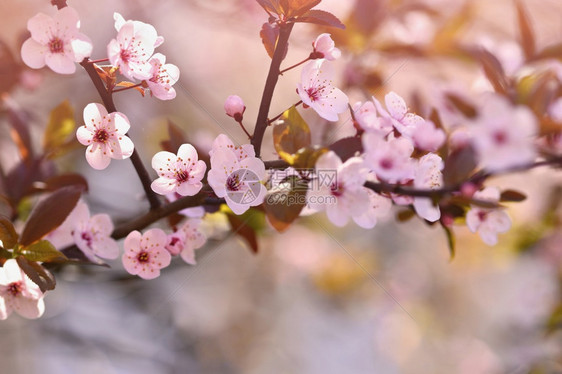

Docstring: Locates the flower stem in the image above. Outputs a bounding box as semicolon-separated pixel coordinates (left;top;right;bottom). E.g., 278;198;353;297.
88;58;110;64
112;82;144;93
279;57;310;75
251;22;295;158
237;120;253;140
79;58;161;210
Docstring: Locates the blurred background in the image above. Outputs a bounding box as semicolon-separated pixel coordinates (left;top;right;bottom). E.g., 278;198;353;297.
1;0;562;373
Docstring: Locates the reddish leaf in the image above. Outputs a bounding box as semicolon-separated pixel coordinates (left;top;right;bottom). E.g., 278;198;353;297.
264;176;308;232
256;0;282;15
500;189;527;202
260;22;279;59
534;43;562;60
5;158;44;204
281;0;321;17
515;0;535;60
0;40;21;94
6;105;33;163
115;81;145;96
15;256;56;292
297;9;345;29
33;174;89;193
443;145;477;186
469;48;510;95
444;93;477;118
329;137;363;162
273;106;311;161
396;209;415;222
226;214;259;254
20;240;68;263
166;120;188;153
20;186;82;246
0;216;18;249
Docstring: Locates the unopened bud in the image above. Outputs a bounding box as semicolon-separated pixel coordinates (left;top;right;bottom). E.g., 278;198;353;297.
224;95;245;122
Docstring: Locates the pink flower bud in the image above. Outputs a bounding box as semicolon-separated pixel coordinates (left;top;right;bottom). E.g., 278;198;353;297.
224;95;245;121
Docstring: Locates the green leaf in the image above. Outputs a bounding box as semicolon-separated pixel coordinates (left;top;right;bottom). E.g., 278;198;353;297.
20;240;68;263
15;256;56;292
0;215;18;249
264;176;308;232
43;100;76;156
20;186;82;246
273;106;311;163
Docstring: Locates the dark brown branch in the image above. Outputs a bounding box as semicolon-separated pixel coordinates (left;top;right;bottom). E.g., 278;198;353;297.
251;23;295;158
79;59;161;210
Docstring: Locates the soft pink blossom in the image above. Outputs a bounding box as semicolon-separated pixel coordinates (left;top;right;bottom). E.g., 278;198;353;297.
362;132;414;183
312;33;341;61
297;59;349;121
0;259;45;320
122;229;171;280
47;201;119;261
146;53;179;100
352;188;392;229
207;147;266;215
413;154;444;222
466;187;511;246
373;92;425;138
76;103;134;170
412;120;446;152
209;134;255;162
165;219;206;264
470;95;537;172
352;101;393;135
107;13;162;80
308;151;370;227
151;144;206;196
21;7;93;74
224;95;246;121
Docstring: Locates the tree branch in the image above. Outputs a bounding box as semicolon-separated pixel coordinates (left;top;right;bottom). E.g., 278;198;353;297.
251;23;295;157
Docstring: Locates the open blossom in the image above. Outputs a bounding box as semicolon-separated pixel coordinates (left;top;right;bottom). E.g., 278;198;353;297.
297;59;348;121
413;154;444;222
224;95;246;121
308;151;371;227
362;132;414;183
208;145;266;215
209;134;255;162
412;120;446;152
21;7;93;74
76;103;134;170
151;144;206;196
0;260;45;320
352;186;392;229
146;53;179;100
470;94;537;172
47;201;119;261
122;229;171;280
107;13;163;80
312;33;341;61
165;219;206;264
466;187;511;246
352;101;393;135
374;92;425;138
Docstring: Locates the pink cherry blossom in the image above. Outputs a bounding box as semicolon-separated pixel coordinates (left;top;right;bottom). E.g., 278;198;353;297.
312;33;341;61
207;148;266;215
0;259;45;320
352;188;392;229
308;151;371;227
362;132;414;183
413;154;444;222
165;219;206;264
373;92;425;138
470;94;537;172
151;144;206;196
21;7;93;74
412;120;446;152
297;59;349;122
209;134;255;162
352;101;393;135
146;53;179;100
76;103;134;170
122;229;171;280
224;95;246;121
107;13;162;80
466;187;511;246
47;201;119;261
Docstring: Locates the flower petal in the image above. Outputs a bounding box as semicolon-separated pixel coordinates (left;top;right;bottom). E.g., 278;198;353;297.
21;39;47;69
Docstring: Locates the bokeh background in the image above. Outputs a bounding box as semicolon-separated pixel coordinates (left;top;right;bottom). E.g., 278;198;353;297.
1;0;562;373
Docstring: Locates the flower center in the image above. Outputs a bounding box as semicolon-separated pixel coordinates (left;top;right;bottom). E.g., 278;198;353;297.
137;251;150;263
120;49;131;63
93;129;109;143
226;174;242;192
477;211;488;221
7;282;22;296
48;37;64;54
169;237;181;246
175;170;189;183
81;232;93;248
493;130;508;145
379;158;394;170
330;182;344;197
305;85;326;102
